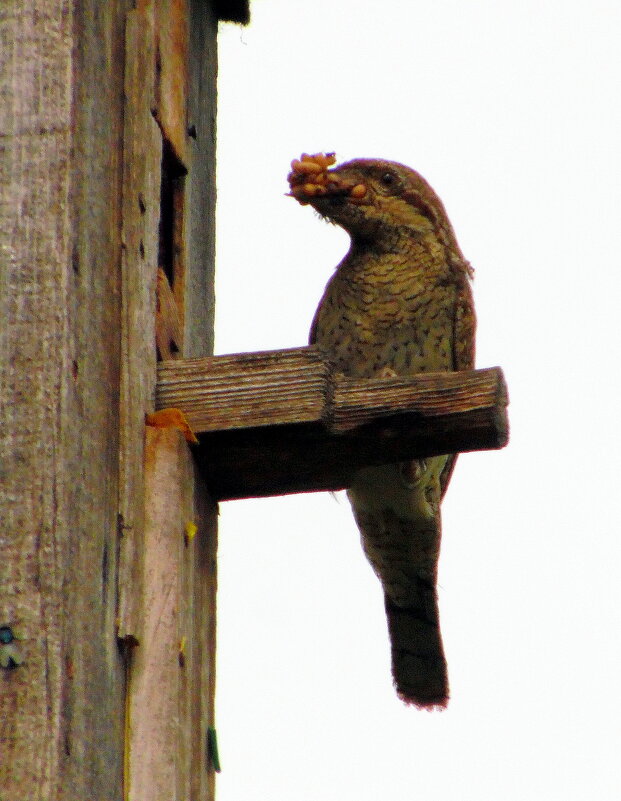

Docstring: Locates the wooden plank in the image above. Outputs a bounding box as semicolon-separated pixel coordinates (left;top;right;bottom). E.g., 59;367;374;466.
121;6;219;798
152;0;189;165
0;1;131;798
0;5;74;790
188;441;219;801
127;427;217;800
134;0;190;160
118;9;163;644
156;267;183;360
157;347;331;429
156;347;509;500
126;429;182;797
184;0;218;357
332;368;508;433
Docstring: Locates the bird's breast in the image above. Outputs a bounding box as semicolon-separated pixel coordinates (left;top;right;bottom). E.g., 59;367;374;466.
313;251;456;378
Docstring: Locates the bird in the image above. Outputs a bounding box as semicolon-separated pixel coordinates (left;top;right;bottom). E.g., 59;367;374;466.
288;154;476;709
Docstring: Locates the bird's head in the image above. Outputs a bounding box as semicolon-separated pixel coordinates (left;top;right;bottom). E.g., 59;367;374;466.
288;154;461;255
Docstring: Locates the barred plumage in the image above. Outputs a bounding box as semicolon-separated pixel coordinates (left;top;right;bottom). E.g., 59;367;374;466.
291;156;475;708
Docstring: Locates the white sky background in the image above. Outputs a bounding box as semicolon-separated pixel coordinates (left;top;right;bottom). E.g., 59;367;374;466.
214;2;621;798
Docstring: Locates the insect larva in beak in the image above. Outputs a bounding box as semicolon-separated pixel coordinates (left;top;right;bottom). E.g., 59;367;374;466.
315;152;337;168
296;161;323;174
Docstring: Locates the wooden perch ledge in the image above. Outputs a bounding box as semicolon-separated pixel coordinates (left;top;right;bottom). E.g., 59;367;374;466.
156;346;509;501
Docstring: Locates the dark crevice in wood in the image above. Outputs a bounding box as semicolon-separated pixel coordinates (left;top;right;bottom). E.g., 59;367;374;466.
158;140;186;289
156;141;186;360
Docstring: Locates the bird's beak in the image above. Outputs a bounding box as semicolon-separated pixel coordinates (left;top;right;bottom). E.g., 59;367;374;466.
287;153;367;206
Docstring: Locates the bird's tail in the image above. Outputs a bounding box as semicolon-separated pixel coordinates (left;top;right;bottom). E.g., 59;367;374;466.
384;586;448;709
348;458;451;709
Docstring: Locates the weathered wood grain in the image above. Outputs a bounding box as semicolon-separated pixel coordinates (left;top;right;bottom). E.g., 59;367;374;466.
0;1;132;797
156;347;509;500
142;0;190;165
127;428;217;801
119;7;220;800
156;267;183;360
332;368;507;433
118;10;162;645
185;0;218;357
157;347;332;429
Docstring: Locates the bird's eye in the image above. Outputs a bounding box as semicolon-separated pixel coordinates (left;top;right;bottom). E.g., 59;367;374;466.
378;172;399;192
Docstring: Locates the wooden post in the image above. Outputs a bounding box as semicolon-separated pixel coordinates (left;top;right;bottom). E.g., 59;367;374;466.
126;428;217;800
0;1;243;798
118;2;224;798
0;3;130;797
117;8;163;648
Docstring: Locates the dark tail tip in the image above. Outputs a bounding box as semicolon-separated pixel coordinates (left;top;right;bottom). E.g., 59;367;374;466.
385;594;449;710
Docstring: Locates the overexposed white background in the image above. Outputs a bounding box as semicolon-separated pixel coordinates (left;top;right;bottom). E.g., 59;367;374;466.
214;2;621;798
